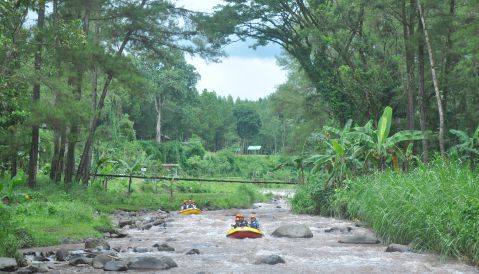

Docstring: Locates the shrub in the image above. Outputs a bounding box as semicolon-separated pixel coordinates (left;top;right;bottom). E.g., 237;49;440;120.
335;160;479;265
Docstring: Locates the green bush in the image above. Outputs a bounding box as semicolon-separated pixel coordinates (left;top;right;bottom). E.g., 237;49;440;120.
335;160;479;264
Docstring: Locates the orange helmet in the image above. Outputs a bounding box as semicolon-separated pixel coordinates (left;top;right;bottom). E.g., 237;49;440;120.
250;215;256;220
235;213;244;218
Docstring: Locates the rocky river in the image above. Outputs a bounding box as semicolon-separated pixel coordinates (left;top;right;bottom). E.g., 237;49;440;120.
9;190;478;273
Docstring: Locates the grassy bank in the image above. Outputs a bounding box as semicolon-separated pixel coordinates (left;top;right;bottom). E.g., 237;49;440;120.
294;161;479;264
0;175;271;257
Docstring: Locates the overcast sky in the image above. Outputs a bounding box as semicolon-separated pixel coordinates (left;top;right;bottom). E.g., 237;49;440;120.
177;0;287;100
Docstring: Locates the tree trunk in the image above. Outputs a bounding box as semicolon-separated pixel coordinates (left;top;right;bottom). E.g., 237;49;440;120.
155;95;162;143
77;7;99;185
49;129;61;181
11;155;17;178
442;0;455;134
402;0;415;130
27;0;45;188
77;0;147;184
54;127;66;182
417;0;446;154
417;18;429;162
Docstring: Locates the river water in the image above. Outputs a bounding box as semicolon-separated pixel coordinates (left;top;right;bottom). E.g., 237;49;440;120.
30;190;478;273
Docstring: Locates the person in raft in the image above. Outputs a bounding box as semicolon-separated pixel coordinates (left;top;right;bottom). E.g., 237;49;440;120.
249;215;260;229
232;213;248;228
181;200;188;210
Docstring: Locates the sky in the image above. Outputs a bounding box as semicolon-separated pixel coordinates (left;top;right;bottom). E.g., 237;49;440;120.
177;0;287;100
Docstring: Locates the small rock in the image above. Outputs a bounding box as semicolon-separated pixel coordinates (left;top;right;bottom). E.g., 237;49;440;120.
141;224;153;230
133;247;150;253
385;244;411;253
338;234;380;244
254;255;285;265
92;254;114;269
0;257;18;271
104;261;128;271
55;248;69;261
118;220;133;228
276;206;282;208
143;217;152;222
153;243;175;252
33;253;49;262
128;256;177;270
185;249;200;255
85;238;110;250
25;263;49;273
68;256;92;266
16;268;33;274
324;226;353;233
153;219;165;226
271;224;313;238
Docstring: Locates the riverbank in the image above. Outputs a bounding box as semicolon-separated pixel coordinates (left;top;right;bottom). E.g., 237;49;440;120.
292;161;479;266
8;191;478;273
0;177;274;258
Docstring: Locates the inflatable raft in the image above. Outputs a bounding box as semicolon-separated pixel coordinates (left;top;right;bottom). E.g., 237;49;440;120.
178;208;202;215
226;227;264;239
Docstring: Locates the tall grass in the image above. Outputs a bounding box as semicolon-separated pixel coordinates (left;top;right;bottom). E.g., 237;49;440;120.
335;160;479;264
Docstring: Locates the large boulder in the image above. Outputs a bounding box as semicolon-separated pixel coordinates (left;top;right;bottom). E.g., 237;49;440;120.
128;256;177;270
85;238;110;250
55;248;69;261
0;257;18;272
104;261;129;271
254;255;285;265
68;256;92;266
338;233;380;244
271;224;313;238
92;254;114;269
118;219;133;228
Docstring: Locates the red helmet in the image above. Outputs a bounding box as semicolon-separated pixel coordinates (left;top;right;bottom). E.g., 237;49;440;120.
250;215;256;220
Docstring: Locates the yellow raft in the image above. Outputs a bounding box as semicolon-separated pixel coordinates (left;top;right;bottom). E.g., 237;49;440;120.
178;208;202;215
226;227;264;239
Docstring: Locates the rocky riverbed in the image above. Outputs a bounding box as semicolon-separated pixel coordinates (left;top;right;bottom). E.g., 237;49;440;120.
4;190;478;273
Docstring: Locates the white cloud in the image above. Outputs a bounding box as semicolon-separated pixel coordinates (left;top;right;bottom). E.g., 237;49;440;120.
188;56;287;100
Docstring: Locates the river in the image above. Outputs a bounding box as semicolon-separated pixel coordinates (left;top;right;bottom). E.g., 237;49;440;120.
24;190;478;273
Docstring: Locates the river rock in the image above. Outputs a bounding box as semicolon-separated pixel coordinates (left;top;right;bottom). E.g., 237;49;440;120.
128;256;177;270
24;263;49;273
103;261;128;271
68;256;92;266
55;248;69;261
271;224;313;238
338;233;380;244
324;226;353;233
0;257;17;271
133;247;150;253
153;219;165;226
141;223;153;230
118;219;133;228
85;238;110;250
153;243;175;252
92;255;114;269
386;244;412;253
185;249;200;255
254;255;286;265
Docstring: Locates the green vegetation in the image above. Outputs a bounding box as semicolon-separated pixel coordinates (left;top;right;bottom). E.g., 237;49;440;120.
335;161;479;265
0;173;273;257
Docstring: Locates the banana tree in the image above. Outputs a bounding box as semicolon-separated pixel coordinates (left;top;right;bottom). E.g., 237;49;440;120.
118;150;151;195
309;120;365;188
449;126;479;169
358;106;429;170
